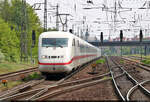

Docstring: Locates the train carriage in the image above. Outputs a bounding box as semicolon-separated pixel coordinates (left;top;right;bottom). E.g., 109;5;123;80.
38;31;101;74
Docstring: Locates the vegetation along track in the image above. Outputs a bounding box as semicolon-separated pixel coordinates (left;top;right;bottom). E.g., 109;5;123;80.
122;56;150;72
125;56;146;61
106;56;150;101
117;56;150;83
0;57;102;101
0;67;38;80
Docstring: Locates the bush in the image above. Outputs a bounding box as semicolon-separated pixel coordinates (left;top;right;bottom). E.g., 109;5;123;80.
120;60;124;64
96;59;105;64
22;72;42;81
141;59;150;65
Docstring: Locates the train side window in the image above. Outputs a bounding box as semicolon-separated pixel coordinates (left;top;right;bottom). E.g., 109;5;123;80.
72;39;75;46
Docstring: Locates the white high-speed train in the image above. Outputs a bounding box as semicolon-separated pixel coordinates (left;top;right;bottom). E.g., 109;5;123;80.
38;31;101;74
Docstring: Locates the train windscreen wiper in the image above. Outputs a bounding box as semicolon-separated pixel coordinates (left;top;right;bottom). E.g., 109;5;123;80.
51;42;63;48
56;44;63;48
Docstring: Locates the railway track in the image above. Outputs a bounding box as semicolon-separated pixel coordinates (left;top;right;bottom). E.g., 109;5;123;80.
122;57;150;71
0;58;104;101
117;57;150;82
126;56;146;60
0;67;38;80
0;79;45;99
106;56;150;101
0;66;84;101
31;72;112;101
127;80;150;101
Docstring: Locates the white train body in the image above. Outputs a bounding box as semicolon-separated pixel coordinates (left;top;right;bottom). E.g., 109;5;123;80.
38;31;101;73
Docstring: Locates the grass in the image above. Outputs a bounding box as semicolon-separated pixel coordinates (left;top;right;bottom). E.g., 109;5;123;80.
102;76;112;80
0;72;42;92
120;60;124;64
96;59;106;64
22;72;42;81
0;81;22;91
141;59;150;65
129;54;150;59
0;61;37;74
126;54;150;65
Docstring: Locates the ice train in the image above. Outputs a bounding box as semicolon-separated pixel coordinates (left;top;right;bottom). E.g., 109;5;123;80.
38;31;101;74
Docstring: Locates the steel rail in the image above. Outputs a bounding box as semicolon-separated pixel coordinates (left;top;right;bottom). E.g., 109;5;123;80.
33;71;125;101
126;56;147;61
111;58;139;84
112;57;150;101
113;58;150;96
34;77;112;101
25;65;89;100
26;57;102;100
0;88;45;100
0;57;101;101
106;57;126;101
0;79;45;100
122;57;150;71
0;67;38;80
26;72;111;100
126;80;150;101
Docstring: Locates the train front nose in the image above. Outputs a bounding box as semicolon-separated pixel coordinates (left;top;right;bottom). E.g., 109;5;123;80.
38;37;70;73
38;55;71;73
38;48;71;73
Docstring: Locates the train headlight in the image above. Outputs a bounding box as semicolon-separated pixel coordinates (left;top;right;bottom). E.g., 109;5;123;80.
41;55;47;59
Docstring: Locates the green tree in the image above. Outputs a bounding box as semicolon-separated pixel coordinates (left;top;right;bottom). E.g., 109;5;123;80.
0;0;11;22
0;17;20;62
0;0;57;63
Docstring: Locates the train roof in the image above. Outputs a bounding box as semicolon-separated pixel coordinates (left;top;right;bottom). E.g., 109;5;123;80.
39;31;74;38
39;31;100;50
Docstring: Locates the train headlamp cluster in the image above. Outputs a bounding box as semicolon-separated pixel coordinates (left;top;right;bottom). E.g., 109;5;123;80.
41;55;47;59
41;55;64;59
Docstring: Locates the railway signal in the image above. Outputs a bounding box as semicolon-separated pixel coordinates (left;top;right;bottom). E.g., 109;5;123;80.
120;30;123;57
120;30;123;42
139;30;143;42
31;30;36;64
32;30;36;47
139;30;143;61
100;32;103;43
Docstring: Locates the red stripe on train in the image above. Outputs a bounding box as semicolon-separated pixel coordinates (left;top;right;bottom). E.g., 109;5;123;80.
38;54;97;65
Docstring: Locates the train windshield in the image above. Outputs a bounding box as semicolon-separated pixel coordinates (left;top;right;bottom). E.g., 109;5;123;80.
42;38;68;47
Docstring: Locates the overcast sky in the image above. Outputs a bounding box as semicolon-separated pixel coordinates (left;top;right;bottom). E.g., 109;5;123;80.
26;0;150;40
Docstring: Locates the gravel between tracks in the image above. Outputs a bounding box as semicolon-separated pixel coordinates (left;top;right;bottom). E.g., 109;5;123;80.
112;56;150;101
50;80;117;101
48;61;119;101
66;62;108;82
121;57;150;82
143;82;150;91
130;89;150;101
